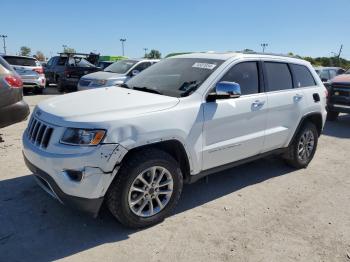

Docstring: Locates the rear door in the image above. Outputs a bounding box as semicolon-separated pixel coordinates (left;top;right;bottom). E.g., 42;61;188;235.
202;60;268;170
262;61;307;152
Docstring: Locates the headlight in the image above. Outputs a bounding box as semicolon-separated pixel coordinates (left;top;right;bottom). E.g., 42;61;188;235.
60;128;106;146
92;79;107;86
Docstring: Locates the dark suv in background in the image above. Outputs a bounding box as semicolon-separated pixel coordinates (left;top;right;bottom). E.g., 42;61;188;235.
326;69;350;121
0;56;29;128
44;53;101;92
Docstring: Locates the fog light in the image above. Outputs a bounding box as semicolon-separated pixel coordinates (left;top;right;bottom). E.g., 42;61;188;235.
65;170;83;182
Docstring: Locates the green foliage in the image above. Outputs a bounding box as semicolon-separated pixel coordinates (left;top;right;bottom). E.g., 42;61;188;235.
19;46;31;56
145;49;161;59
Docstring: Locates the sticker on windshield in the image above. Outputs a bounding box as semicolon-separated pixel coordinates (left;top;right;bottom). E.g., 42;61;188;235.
192;63;217;70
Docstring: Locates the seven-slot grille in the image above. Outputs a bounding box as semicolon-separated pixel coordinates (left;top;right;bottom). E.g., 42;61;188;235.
27;117;54;149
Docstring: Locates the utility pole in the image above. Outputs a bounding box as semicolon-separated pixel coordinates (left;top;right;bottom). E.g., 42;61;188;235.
261;43;268;53
337;44;343;66
120;38;126;56
143;48;148;58
0;35;8;54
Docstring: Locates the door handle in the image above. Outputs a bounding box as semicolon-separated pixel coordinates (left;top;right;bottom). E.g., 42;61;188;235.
294;94;304;102
252;100;265;109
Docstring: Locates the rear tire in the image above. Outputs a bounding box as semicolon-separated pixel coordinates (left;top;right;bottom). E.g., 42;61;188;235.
284;122;318;169
106;148;183;228
327;111;339;121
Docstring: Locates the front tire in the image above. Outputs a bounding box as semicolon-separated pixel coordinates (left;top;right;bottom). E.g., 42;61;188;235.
106;148;183;228
56;77;65;93
284;122;318;169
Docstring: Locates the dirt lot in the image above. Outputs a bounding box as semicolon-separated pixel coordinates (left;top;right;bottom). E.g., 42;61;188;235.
1;90;350;262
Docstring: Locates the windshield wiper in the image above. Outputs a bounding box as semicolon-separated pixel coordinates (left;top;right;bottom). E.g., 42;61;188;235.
133;86;162;95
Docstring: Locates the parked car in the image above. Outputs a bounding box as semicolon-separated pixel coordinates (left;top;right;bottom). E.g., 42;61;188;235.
0;56;30;128
326;69;350;121
314;66;345;83
2;55;46;94
97;61;114;70
44;53;101;92
23;52;327;228
77;59;159;91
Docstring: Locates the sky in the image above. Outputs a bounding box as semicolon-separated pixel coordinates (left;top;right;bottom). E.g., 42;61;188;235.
1;0;349;59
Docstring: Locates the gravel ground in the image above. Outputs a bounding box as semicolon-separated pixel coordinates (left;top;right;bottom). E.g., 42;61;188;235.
0;89;350;262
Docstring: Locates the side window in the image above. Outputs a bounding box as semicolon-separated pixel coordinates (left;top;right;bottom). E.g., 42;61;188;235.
290;64;316;88
134;62;151;72
57;57;67;66
264;62;293;92
220;62;259;95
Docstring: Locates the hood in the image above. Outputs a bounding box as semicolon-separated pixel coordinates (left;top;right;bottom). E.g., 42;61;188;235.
82;71;126;80
331;74;350;84
36;87;180;126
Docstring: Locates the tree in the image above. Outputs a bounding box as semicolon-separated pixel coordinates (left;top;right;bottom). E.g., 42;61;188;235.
19;46;31;56
63;47;76;53
146;49;161;59
35;51;45;61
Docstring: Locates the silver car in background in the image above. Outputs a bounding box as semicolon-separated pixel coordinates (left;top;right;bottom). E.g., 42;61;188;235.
77;59;159;91
2;55;46;94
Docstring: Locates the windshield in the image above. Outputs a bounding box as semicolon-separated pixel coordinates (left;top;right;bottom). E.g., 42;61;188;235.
125;58;224;97
104;60;138;74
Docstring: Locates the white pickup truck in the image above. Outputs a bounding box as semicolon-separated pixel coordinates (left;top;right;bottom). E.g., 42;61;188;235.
23;52;327;228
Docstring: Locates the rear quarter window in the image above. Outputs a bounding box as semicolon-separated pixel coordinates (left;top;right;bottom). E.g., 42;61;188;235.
290;64;316;88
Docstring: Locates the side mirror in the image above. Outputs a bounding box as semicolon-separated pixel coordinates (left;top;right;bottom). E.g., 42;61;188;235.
207;81;241;101
131;70;140;76
321;78;328;82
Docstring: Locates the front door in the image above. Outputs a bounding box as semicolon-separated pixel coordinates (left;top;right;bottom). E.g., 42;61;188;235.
202;61;268;170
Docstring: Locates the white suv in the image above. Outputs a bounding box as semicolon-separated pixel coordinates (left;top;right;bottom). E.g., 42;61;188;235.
23;52;327;228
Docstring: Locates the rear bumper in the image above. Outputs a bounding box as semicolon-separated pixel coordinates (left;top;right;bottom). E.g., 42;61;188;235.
24;154;104;216
23;76;46;89
0;100;30;128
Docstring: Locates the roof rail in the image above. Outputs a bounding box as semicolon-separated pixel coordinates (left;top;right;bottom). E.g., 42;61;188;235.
240;51;301;59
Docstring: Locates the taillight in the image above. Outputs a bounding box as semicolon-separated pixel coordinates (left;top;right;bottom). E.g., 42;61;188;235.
33;67;44;74
324;89;329;98
4;75;23;88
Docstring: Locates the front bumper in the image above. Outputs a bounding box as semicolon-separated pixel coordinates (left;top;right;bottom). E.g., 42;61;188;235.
327;103;350;114
24;155;104;216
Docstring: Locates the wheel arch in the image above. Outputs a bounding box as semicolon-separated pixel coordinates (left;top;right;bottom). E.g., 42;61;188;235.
289;112;323;146
117;139;192;184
